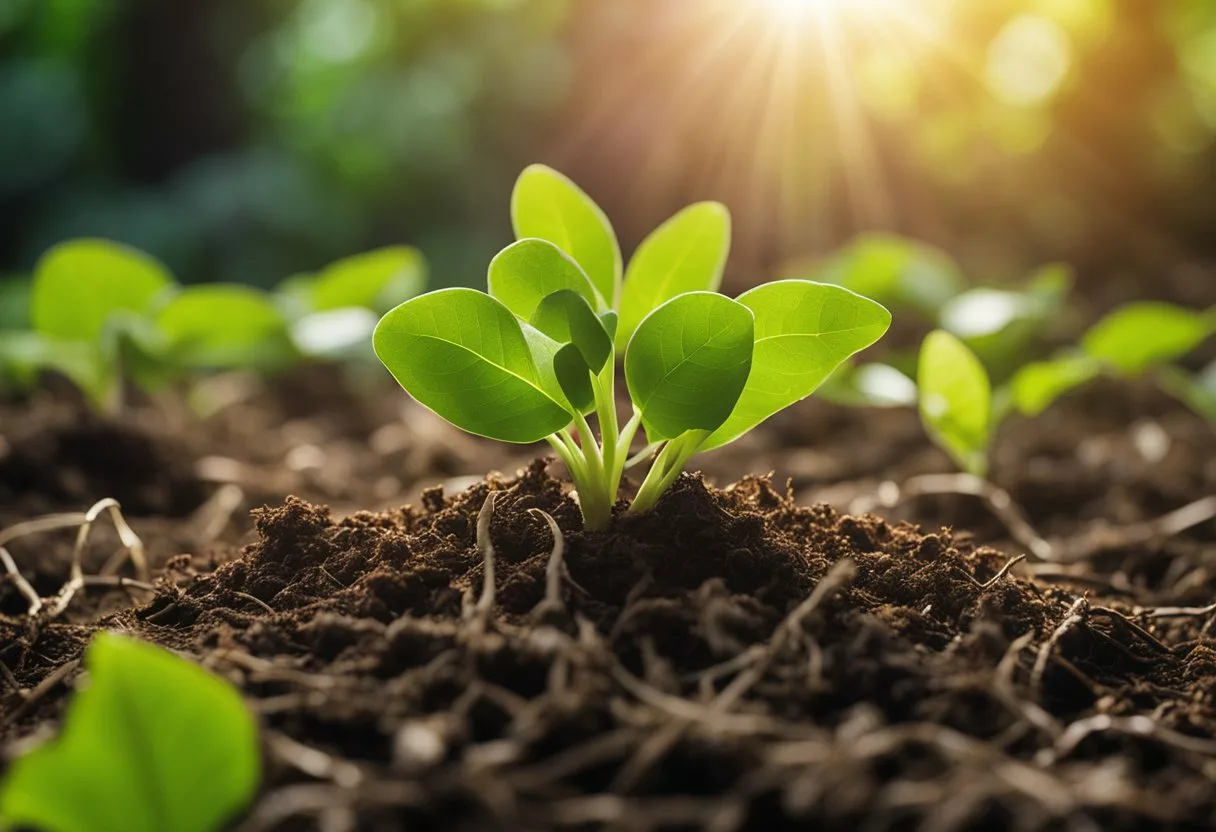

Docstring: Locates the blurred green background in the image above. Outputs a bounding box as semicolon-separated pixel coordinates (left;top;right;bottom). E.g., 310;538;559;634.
1;0;1214;304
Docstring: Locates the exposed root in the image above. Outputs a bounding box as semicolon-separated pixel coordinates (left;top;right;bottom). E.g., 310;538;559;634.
1031;597;1087;698
1062;495;1216;561
267;730;364;788
188;483;245;544
1138;600;1216;619
528;508;567;620
850;473;1055;561
0;545;42;615
46;498;147;618
1043;713;1216;765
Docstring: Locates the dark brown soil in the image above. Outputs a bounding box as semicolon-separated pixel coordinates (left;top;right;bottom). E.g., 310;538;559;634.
3;457;1216;831
2;363;1215;831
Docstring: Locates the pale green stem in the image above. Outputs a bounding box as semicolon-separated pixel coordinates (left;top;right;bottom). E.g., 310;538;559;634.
629;430;706;515
610;408;644;502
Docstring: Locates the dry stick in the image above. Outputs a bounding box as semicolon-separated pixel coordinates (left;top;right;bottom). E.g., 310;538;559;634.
0;544;42;616
993;632;1062;742
1030;597;1088;698
1139;601;1216;619
472;492;497;622
528;508;566;614
233;591;276;615
46;498;147;618
0;659;80;729
852;473;1054;561
960;553;1026;591
610;560;856;793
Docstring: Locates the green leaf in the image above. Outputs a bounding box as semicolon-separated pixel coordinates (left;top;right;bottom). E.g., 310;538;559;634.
530;289;612;372
374;288;573;443
31;239;174;342
600;310;619;341
487;239;601;320
918;330;992;477
310;247;427;313
625;292;754;442
551;342;595;413
1010;353;1104;416
819;362;917;408
0;275;30;331
811;234;963;319
700;281;892;451
1081;302;1216;376
511;165;621;308
0;632;260;832
156;284;290;369
1158;362;1216;424
615;202;731;351
0;332;110;407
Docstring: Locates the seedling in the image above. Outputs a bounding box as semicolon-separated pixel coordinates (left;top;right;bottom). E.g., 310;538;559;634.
0;632;260;832
1011;301;1216;420
918;330;993;478
1;238;428;409
375;165;892;529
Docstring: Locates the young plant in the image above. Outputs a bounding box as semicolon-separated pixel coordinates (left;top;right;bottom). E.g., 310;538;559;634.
918;329;994;477
0;632;260;832
375;165;892;529
1010;301;1216;420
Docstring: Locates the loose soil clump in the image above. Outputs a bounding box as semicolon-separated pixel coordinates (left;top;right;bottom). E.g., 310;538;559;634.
4;460;1215;831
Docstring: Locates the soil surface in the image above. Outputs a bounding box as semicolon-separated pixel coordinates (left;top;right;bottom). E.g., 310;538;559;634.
1;365;1215;831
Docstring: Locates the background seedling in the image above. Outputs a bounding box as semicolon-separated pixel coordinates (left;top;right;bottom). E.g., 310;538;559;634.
376;165;891;529
1011;301;1216;421
0;632;260;832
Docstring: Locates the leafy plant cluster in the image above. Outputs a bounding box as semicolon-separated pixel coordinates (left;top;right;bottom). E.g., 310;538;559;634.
918;301;1216;478
0;241;427;412
374;165;892;529
0;633;260;832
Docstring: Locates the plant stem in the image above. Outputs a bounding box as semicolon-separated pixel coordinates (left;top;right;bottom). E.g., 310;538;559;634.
629;430;706;515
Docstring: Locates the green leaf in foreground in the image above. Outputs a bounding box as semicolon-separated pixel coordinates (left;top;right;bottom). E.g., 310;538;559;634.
374;288;573;442
615;202;731;351
625;292;754;442
511;164;622;308
310;246;427;313
488;238;601;320
31;239;174;342
701;280;892;451
918;330;992;477
1010;353;1104;416
1082;302;1216;376
157;284;289;369
0;632;260;832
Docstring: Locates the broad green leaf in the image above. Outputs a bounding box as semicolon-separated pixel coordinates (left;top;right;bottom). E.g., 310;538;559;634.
0;332;110;407
156;284;289;369
0;632;260;832
918;330;991;476
810;234;963;319
518;320;587;416
625;292;754;442
511;165;621;307
31;239;174;341
1158;362;1216;424
530;289;612;372
1010;353;1104;416
310;247;426;313
487;239;601;320
1081;302;1216;376
374;288;573;443
615;202;731;351
700;281;892;451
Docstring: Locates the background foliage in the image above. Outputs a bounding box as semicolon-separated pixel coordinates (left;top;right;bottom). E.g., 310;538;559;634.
1;0;1214;304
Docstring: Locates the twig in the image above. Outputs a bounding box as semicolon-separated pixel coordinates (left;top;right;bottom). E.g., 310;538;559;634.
1031;598;1087;697
1062;496;1216;561
993;632;1062;741
46;499;147;618
0;545;42;616
465;492;497;627
960;553;1026;590
1138;601;1216;619
528;508;566;616
267;730;364;788
1044;713;1216;765
233;591;276;615
851;473;1054;561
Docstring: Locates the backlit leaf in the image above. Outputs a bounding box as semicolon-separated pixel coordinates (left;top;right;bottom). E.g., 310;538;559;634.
918;330;991;476
156;284;290;369
1082;302;1216;376
625;292;754;442
511;165;621;307
1010;353;1104;416
701;281;891;450
374;288;573;443
530;289;612;372
488;239;601;320
310;247;426;313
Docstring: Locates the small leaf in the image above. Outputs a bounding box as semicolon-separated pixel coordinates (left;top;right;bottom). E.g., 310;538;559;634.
1081;302;1216;376
31;239;174;342
625;292;754;442
599;310;619;341
551;342;595;413
156;284;290;369
530;289;612;372
1010;353;1104;416
511;165;621;307
0;332;110;408
918;330;992;477
0;632;260;832
1158;363;1216;424
310;247;427;313
615;202;731;351
374;288;573;443
488;239;601;320
701;281;892;450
